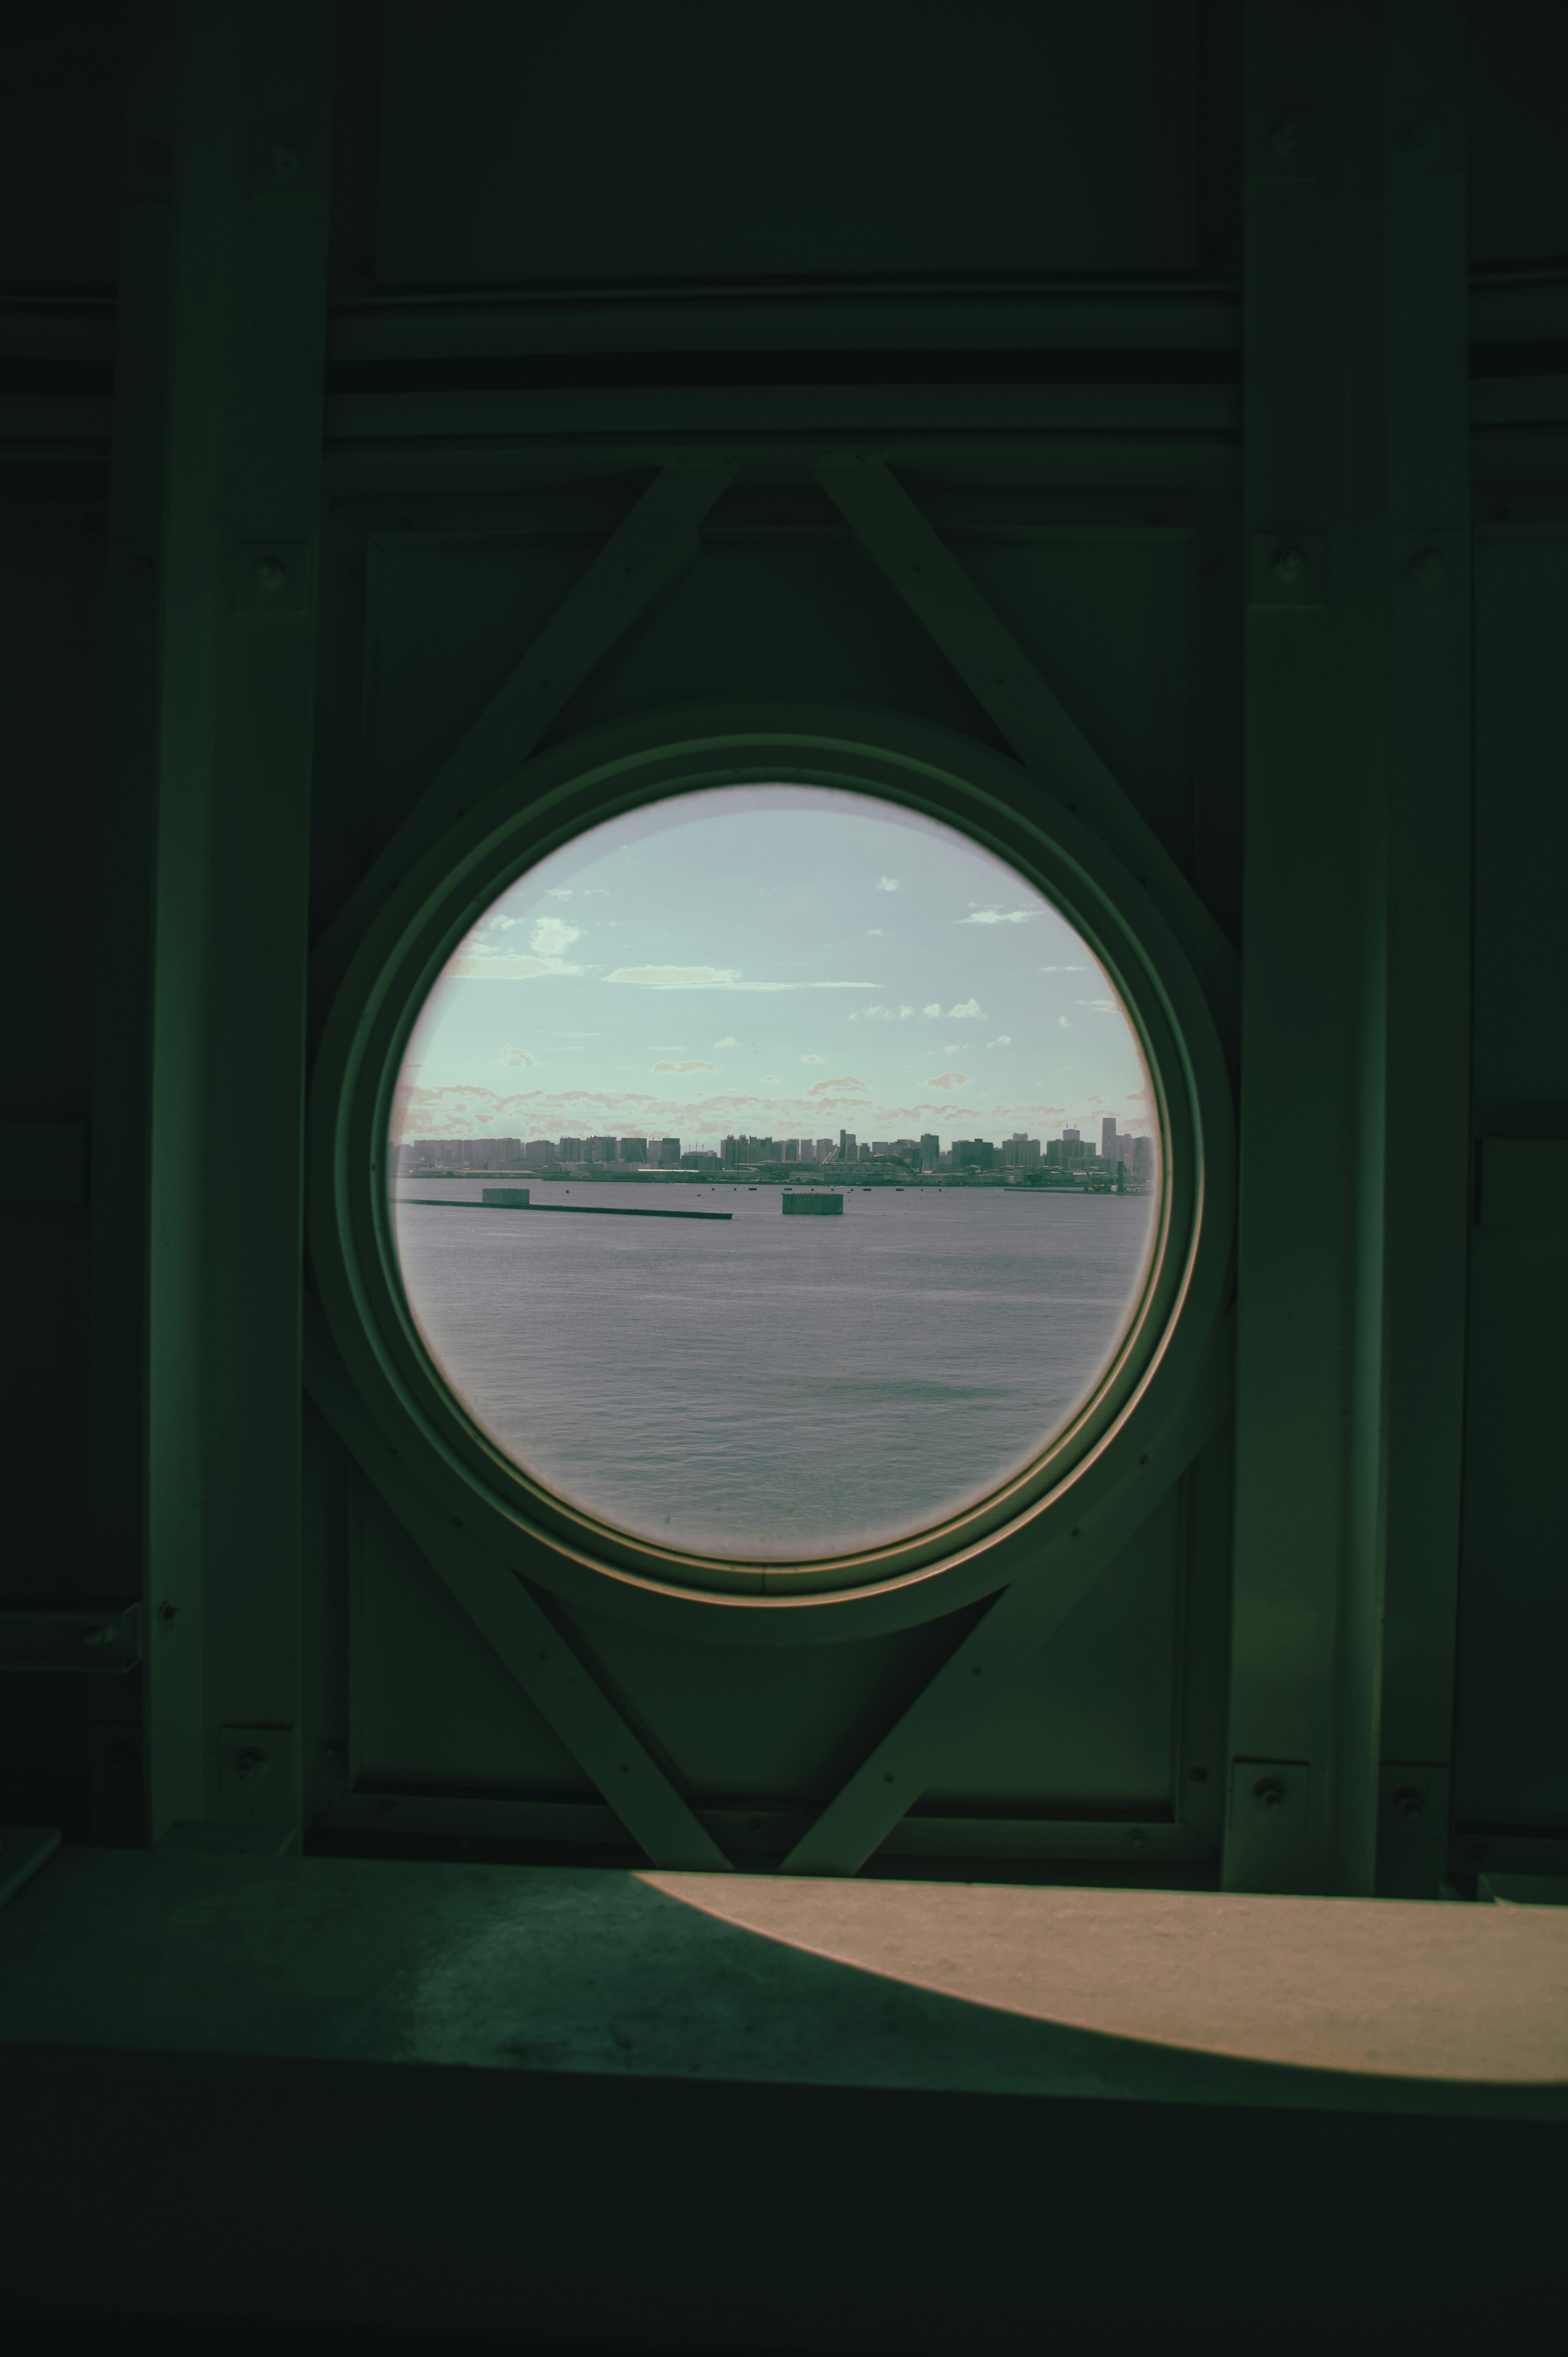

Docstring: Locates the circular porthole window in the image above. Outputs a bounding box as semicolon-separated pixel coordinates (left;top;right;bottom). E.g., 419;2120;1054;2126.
309;710;1230;1634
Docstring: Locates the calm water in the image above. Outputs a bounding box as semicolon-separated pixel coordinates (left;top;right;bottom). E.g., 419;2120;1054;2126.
392;1180;1156;1561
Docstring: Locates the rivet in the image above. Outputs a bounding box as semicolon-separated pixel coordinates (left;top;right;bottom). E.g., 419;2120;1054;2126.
1407;545;1445;586
1128;1826;1145;1846
883;1772;894;1784
253;556;285;593
1253;1777;1286;1812
234;1747;270;1784
1189;1765;1207;1784
1272;544;1306;583
1392;1786;1425;1821
158;1601;178;1625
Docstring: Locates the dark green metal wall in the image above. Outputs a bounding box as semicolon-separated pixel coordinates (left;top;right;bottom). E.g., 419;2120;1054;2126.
1;0;1564;1899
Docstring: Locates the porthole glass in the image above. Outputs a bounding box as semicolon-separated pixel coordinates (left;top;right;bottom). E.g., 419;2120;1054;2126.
387;785;1163;1561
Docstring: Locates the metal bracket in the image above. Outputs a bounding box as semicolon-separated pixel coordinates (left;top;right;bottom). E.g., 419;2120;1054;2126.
217;1725;297;1821
1395;530;1463;611
1226;1753;1311;1895
232;542;310;614
1250;533;1327;609
1247;107;1323;183
0;1603;141;1674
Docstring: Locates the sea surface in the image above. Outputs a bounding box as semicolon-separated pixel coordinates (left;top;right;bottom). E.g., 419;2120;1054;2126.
391;1178;1157;1561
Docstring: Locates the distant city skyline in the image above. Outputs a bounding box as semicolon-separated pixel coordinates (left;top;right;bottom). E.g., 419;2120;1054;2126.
392;785;1156;1157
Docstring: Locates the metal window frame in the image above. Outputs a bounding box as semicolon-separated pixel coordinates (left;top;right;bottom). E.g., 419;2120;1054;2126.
305;703;1235;1653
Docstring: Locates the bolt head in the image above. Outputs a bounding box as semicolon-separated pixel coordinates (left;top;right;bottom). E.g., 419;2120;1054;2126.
1272;545;1306;583
254;557;285;594
1408;545;1445;586
1253;1777;1287;1812
1392;1787;1425;1821
234;1747;270;1784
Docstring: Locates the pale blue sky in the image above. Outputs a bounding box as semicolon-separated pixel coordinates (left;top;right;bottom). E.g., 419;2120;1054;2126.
393;787;1156;1151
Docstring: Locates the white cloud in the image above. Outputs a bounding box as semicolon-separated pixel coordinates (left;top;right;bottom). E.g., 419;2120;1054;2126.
960;908;1033;926
984;1035;1012;1050
801;1054;825;1065
899;1005;913;1019
713;1036;737;1049
531;915;584;957
443;951;586;980
1058;1015;1070;1030
808;1073;867;1093
1076;997;1118;1015
948;999;984;1019
653;1059;716;1073
546;888;574;900
924;1070;970;1091
922;1003;942;1017
877;876;901;893
499;1045;535;1068
761;1074;778;1082
1041;964;1088;973
604;967;878;992
868;928;883;936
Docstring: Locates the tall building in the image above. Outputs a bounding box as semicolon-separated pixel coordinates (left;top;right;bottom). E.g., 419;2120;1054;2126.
815;1138;834;1164
1002;1133;1040;1169
619;1137;649;1163
838;1130;857;1162
1102;1115;1120;1161
587;1135;617;1163
920;1132;939;1171
558;1136;585;1161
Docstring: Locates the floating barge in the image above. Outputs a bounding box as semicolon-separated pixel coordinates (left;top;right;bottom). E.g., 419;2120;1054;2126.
397;1190;732;1221
782;1192;843;1216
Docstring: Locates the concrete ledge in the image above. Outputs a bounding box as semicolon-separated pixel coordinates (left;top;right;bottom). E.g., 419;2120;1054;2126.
0;1850;1562;2119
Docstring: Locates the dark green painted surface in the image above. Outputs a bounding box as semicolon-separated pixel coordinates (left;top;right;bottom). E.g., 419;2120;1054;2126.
2;0;1568;2331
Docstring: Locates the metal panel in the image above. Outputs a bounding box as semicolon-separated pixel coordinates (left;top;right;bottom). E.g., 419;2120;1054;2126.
303;1307;730;1872
780;1316;1231;1876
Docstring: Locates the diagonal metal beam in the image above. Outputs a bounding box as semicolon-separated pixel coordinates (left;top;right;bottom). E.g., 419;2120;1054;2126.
302;1307;731;1873
779;1316;1234;1878
312;459;736;996
811;459;1240;1034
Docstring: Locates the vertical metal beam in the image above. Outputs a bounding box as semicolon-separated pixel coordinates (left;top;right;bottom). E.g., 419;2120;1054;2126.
1228;0;1471;1897
1374;0;1470;1898
143;1;335;1842
92;0;178;1634
1227;0;1391;1894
